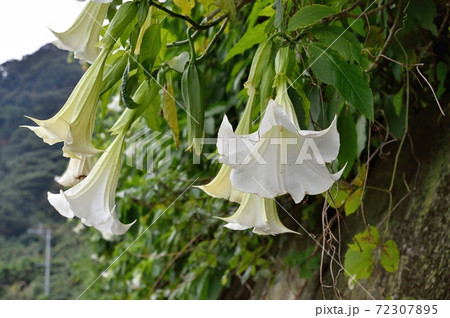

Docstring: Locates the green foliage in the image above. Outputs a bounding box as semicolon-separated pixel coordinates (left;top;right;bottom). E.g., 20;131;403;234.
285;247;320;279
72;0;446;299
287;4;336;31
380;240;400;273
10;0;448;300
344;227;400;281
336;109;358;176
224;19;270;62
311;25;364;65
308;43;374;120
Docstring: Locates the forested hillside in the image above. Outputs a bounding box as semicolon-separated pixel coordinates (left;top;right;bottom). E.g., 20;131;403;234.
0;45;93;299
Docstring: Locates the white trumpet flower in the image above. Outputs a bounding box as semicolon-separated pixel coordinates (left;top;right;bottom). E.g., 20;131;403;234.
47;132;135;235
52;1;111;63
22;47;110;158
219;193;296;235
218;99;344;203
196;87;256;203
55;156;92;187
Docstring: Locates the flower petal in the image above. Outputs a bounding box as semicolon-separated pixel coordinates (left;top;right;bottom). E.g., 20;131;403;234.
195;164;243;203
55;156;92;187
47;133;135;235
218;194;269;231
47;191;74;218
219;194;296;235
252;199;297;235
22;46;110;157
219;99;342;203
51;2;110;63
20;125;66;146
82;207;135;235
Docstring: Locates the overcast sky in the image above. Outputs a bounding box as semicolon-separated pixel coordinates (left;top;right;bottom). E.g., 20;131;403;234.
0;0;86;64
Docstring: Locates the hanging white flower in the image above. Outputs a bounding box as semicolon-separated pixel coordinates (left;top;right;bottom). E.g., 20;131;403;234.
47;132;135;235
55;156;92;187
196;164;244;203
51;1;111;63
218;99;344;204
21;47;110;158
196;85;257;203
219;193;296;235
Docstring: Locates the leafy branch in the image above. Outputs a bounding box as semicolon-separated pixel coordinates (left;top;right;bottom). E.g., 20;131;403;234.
150;0;254;30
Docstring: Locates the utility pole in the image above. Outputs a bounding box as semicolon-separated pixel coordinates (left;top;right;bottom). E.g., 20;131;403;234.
28;223;51;297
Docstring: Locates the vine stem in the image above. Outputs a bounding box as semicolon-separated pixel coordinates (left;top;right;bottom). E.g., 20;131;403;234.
167;30;200;48
149;0;224;30
197;18;229;62
381;37;410;234
367;0;405;71
150;0;255;30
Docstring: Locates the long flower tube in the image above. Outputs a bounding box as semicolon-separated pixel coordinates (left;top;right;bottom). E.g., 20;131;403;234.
51;1;112;63
22;45;112;158
48;131;135;235
55;156;92;187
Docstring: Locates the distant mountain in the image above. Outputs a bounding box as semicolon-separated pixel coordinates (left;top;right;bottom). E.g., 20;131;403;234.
0;44;84;237
0;44;94;299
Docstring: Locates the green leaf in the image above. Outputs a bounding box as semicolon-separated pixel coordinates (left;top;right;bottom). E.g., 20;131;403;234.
163;73;180;148
224;20;270;62
380;240;400;273
143;81;162;131
324;85;344;126
347;6;365;37
145;101;162;131
344;188;363;216
140;24;161;71
208;274;223;299
337;109;357;177
215;0;236;23
349;226;380;251
287;5;336;31
168;52;190;73
173;0;195;16
393;87;403;116
384;93;406;138
137;1;149;26
259;3;275;17
311;25;362;64
352;163;366;187
246;0;274;28
101;50;128;95
292;81;311;127
121;62;140;109
326;182;352;209
103;2;138;45
344;247;374;279
408;0;437;36
273;0;283;29
308;43;374;120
